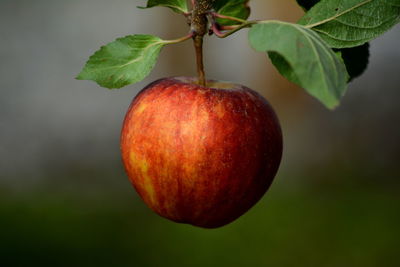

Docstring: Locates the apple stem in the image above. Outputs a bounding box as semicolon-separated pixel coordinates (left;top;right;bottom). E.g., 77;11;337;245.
191;0;214;86
193;35;206;86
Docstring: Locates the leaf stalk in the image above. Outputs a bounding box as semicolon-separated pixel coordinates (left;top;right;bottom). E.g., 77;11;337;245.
164;33;194;44
210;12;247;24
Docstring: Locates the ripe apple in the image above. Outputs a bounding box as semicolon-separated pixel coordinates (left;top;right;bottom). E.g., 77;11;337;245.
120;77;283;228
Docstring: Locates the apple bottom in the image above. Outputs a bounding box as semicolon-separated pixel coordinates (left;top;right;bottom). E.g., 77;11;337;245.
121;77;283;228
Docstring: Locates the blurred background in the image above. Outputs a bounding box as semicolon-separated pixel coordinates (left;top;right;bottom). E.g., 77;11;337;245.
1;0;399;266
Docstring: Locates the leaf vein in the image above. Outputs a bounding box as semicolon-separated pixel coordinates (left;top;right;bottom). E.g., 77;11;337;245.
305;0;373;29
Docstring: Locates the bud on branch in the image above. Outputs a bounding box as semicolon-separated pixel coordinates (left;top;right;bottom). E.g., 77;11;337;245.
191;0;215;36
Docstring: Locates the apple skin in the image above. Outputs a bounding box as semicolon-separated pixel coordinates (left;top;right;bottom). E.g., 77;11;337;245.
120;77;282;228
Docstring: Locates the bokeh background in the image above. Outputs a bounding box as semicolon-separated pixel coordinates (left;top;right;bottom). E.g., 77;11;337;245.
1;0;399;266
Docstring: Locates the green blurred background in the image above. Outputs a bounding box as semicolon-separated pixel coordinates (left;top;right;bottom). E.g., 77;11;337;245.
1;0;399;266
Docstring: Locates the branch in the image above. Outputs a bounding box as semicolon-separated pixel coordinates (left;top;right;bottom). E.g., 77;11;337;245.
191;0;215;36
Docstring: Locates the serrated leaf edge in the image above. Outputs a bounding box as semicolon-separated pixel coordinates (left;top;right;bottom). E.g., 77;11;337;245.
76;35;168;89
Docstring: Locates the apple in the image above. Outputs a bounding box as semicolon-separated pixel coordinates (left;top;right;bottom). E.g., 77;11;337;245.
120;77;283;228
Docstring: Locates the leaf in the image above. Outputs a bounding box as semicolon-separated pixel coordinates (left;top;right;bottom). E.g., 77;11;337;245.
138;0;188;14
296;0;321;11
298;0;400;48
77;35;167;89
297;0;371;80
249;22;348;109
213;0;250;26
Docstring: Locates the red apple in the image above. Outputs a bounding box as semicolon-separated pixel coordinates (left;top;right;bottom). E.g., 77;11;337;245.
120;77;282;228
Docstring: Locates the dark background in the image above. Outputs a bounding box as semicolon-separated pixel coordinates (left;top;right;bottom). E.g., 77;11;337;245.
1;1;399;266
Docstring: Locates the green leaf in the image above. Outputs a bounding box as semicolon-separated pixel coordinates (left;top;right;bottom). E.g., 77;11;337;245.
249;22;348;109
297;0;371;80
138;0;188;14
77;35;167;89
213;0;250;26
298;0;400;48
